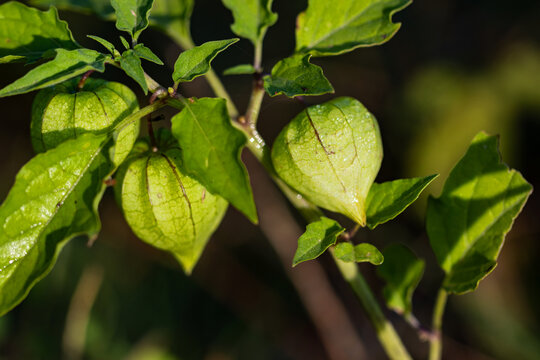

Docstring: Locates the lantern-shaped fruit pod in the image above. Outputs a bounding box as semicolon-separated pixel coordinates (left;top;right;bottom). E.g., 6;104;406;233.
30;77;140;166
115;129;228;273
271;97;383;226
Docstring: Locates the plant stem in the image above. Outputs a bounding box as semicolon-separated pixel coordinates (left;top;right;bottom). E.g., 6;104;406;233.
429;288;448;360
115;100;168;133
334;257;412;360
77;70;94;90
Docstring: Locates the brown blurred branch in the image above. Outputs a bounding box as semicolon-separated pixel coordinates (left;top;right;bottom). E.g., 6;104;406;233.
62;264;104;360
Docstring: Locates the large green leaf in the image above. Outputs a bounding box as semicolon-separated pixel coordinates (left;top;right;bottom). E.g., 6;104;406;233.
365;175;438;229
111;0;155;41
292;217;344;266
377;244;425;315
0;1;79;63
119;49;148;94
0;48;108;98
170;98;258;223
0;133;114;316
263;54;334;97
271;97;383;226
426;132;532;294
296;0;411;56
334;242;383;265
221;0;277;45
172;39;238;84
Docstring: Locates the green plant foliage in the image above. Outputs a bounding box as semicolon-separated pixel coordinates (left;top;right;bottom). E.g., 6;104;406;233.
111;0;155;42
426;132;532;294
87;35;116;54
377;244;425;315
133;43;163;65
334;242;384;265
271;97;383;226
119;49;148;94
223;64;256;75
0;48;108;98
0;133;113;316
0;1;79;63
32;0;195;50
292;217;345;266
221;0;277;45
115;130;228;273
296;0;411;56
30;77;140;166
31;0;113;18
365;175;438;229
172;39;239;84
263;54;334;97
171;98;258;223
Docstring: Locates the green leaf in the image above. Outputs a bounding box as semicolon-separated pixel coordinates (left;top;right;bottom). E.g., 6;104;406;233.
365;175;438;229
0;1;79;64
221;0;277;45
87;35;116;54
0;133;114;316
119;35;130;50
271;97;383;226
426;132;532;294
334;242;384;265
119;49;148;94
133;43;163;65
0;48;108;98
111;0;155;41
172;39;239;83
223;64;256;76
292;217;344;266
263;54;334;97
377;244;425;315
115;130;228;273
170;98;258;223
296;0;411;56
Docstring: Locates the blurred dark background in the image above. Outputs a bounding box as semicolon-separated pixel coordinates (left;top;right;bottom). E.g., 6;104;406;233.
0;0;539;359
